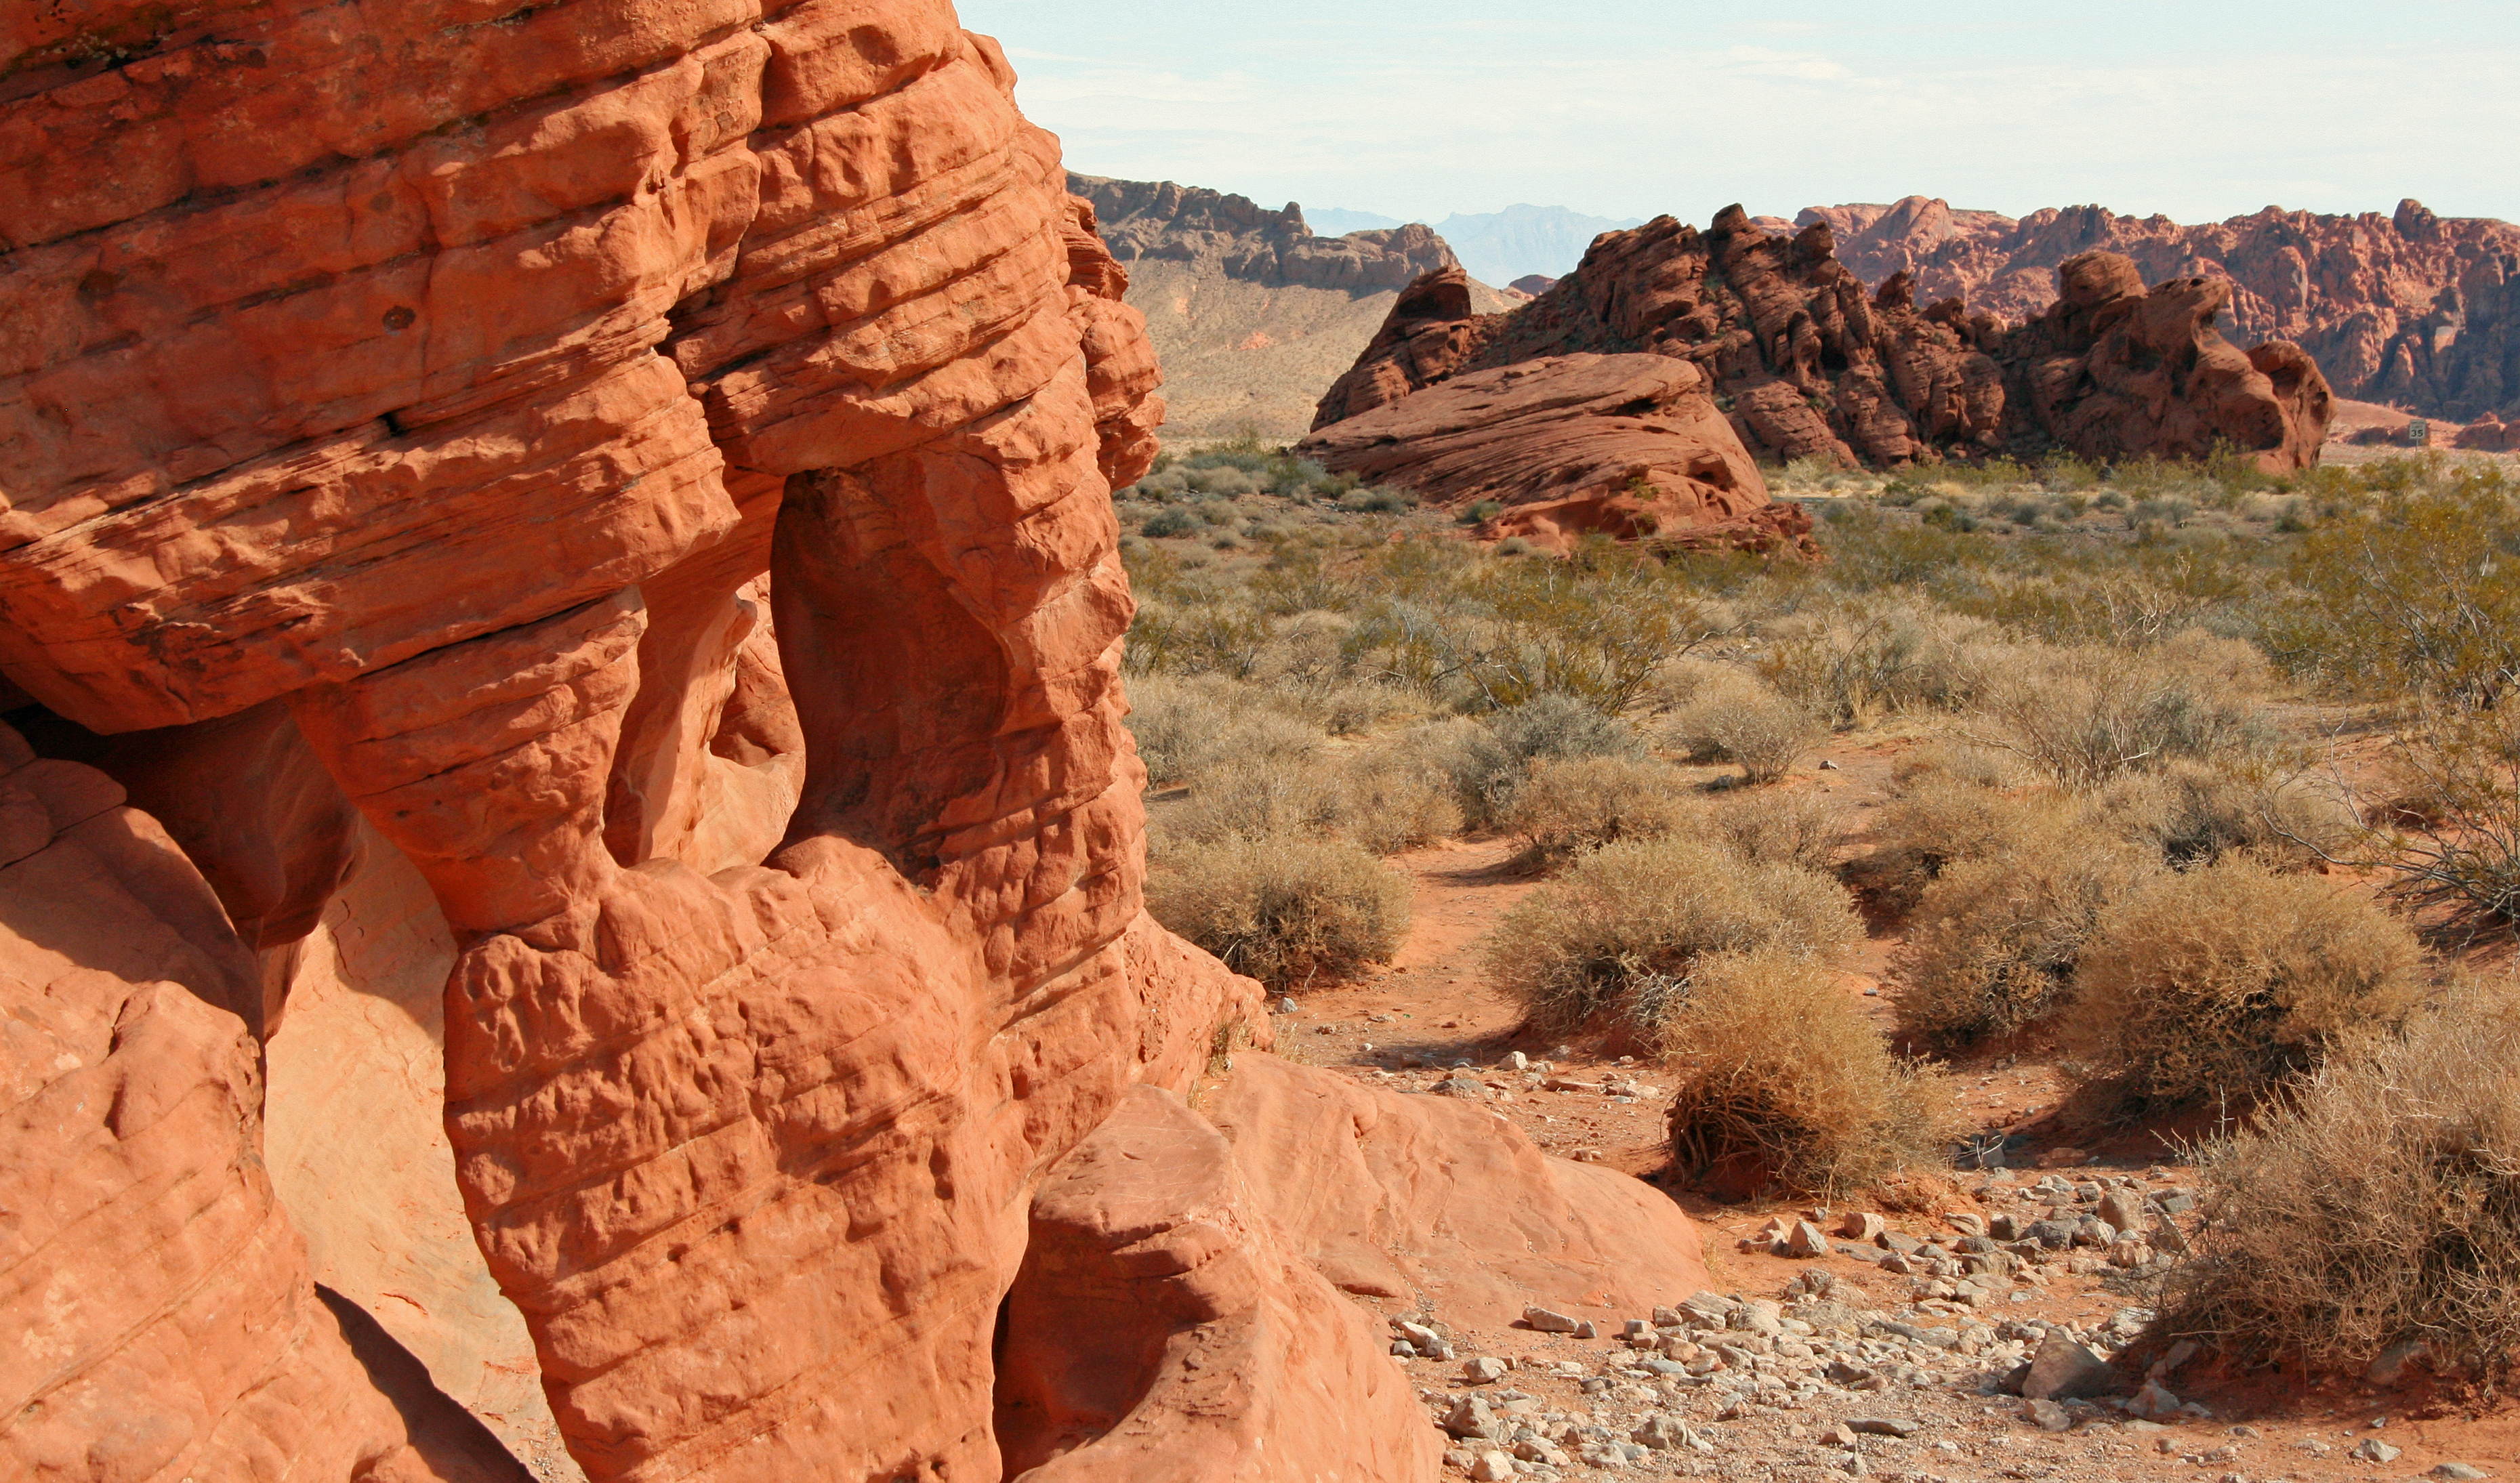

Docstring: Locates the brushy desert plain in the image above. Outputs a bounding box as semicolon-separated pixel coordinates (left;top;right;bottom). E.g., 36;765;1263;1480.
1116;435;2520;1482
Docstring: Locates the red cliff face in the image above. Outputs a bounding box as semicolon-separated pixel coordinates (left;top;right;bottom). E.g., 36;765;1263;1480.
1312;207;2330;482
0;6;1703;1479
1813;196;2520;422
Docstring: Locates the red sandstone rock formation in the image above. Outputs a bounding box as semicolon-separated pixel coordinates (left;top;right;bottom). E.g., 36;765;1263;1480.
2455;413;2520;452
0;723;516;1483
1298;351;1815;556
1811;195;2520;421
2001;253;2332;471
0;5;1707;1479
1312;210;2330;478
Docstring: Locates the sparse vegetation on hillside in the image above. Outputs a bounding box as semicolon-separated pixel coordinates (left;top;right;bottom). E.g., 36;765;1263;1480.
1117;425;2519;1385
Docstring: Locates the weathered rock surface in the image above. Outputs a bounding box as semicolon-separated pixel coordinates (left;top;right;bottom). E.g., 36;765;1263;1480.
1311;207;2332;477
0;723;496;1483
0;5;1706;1478
1811;195;2520;421
1209;1055;1710;1327
1297;348;1815;557
996;1082;1435;1481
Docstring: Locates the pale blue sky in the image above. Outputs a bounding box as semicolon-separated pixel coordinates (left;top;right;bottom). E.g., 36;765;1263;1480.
959;1;2517;227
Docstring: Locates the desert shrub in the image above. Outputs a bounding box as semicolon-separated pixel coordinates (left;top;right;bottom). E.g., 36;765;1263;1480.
1147;837;1409;989
1165;751;1345;845
1502;755;1692;867
1847;774;2071;917
1126;673;1245;785
2357;706;2520;939
1975;645;2273;788
1485;837;1861;1037
1760;606;2006;724
1661;948;1961;1200
1663;673;1822;784
1444;692;1645;827
1893;833;2153;1048
2275;474;2520;703
2149;988;2520;1381
1141;506;1199;539
2061;858;2426;1118
1697;788;1848;874
1338;736;1466;855
2094;761;2357;871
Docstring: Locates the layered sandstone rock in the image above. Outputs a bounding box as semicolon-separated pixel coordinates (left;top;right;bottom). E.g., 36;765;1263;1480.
0;724;513;1483
1;6;1706;1480
1297;350;1815;556
1811;195;2520;421
1313;208;2330;479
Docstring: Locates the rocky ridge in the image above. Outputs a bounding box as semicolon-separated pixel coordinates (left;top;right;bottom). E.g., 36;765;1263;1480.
1309;208;2332;490
0;5;1704;1480
1808;195;2520;421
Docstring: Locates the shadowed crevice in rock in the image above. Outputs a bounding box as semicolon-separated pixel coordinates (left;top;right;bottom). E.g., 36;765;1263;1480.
316;1285;537;1483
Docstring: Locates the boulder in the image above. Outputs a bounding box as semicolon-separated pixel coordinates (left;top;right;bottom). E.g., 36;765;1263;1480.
1298;352;1817;557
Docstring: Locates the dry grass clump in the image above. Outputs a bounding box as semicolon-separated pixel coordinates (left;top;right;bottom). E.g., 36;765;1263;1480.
1337;732;1466;855
1663;672;1823;784
2061;857;2426;1119
1443;692;1645;827
1758;603;2008;726
1975;644;2273;789
2094;761;2359;871
1893;833;2153;1049
1661;948;1961;1200
2362;706;2520;939
1502;755;1691;867
1695;788;1848;875
1125;673;1243;785
1485;837;1861;1037
1846;775;2075;918
1146;837;1409;990
2152;987;2520;1382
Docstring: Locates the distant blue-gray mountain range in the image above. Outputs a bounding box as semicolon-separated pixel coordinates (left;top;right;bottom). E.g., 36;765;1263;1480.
1306;204;1647;284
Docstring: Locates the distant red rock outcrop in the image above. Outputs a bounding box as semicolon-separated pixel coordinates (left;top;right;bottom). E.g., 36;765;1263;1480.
1811;195;2520;422
1312;208;2332;484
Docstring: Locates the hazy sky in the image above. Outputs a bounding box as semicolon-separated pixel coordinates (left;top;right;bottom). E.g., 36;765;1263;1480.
958;1;2517;227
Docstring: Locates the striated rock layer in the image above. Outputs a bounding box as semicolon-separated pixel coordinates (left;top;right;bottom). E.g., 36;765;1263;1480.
1808;195;2520;422
1313;207;2332;478
1;5;1707;1480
